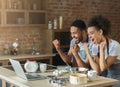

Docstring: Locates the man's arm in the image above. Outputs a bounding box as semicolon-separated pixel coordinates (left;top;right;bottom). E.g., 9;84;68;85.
71;44;90;68
53;39;72;64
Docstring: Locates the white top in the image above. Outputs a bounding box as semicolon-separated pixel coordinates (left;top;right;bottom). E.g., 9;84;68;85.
91;40;120;60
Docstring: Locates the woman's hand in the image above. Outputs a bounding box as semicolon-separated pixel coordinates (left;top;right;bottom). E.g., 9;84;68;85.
53;39;60;50
84;43;90;54
100;41;106;51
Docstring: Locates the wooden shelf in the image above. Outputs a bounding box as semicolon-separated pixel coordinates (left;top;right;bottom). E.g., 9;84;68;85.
47;29;69;32
0;0;47;26
28;12;46;24
0;12;1;25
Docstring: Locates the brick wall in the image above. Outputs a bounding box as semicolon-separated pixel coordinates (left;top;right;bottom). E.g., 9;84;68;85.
0;0;120;54
47;0;120;40
0;27;46;54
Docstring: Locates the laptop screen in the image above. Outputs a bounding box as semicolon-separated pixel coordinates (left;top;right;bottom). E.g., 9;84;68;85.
9;59;28;80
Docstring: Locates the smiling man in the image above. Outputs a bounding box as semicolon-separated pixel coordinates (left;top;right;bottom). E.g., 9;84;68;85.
53;20;92;68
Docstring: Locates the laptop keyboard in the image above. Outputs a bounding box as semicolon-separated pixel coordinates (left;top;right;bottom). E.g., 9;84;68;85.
26;73;47;79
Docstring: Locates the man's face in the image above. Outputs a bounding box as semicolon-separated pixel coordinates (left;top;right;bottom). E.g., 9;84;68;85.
70;26;81;43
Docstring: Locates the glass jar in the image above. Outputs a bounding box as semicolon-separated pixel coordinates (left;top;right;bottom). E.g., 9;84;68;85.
12;38;19;55
24;58;38;73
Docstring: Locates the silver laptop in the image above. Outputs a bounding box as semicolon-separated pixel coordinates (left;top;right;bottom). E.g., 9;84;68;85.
9;59;47;80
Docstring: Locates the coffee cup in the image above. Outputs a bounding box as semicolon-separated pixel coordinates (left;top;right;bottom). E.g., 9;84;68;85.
87;70;97;81
39;63;47;73
69;73;87;85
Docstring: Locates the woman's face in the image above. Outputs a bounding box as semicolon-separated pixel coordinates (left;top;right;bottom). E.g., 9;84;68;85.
87;26;102;44
70;26;82;42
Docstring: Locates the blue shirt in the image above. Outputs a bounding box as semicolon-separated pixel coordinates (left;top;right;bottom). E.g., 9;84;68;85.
70;38;93;62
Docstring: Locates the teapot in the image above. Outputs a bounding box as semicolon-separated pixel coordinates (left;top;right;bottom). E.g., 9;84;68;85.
24;58;38;73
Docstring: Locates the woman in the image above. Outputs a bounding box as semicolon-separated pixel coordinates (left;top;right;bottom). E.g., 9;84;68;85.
53;20;92;68
84;15;120;87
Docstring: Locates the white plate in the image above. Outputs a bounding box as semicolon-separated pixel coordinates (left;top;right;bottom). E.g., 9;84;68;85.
78;67;88;72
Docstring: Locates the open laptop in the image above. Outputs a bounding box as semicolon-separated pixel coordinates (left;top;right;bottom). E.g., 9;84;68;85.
9;59;47;80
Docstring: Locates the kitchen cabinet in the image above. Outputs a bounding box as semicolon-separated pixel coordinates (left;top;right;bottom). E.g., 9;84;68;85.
0;12;1;25
28;11;47;26
0;0;1;25
26;0;47;26
0;0;47;26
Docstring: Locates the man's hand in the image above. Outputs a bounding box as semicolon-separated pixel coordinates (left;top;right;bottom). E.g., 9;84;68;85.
71;44;79;55
53;39;60;50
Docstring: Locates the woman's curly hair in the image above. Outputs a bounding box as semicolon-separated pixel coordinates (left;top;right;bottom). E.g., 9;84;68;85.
88;15;111;36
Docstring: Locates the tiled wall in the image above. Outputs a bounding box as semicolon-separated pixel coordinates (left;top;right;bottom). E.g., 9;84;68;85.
0;0;120;54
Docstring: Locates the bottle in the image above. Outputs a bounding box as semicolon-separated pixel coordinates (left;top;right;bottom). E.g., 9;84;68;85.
48;21;52;29
4;43;10;55
33;3;37;10
59;16;63;29
17;0;23;9
8;0;12;9
13;2;18;9
53;18;57;29
24;58;38;73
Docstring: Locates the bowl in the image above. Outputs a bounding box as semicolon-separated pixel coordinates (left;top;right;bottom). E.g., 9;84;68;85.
78;67;89;74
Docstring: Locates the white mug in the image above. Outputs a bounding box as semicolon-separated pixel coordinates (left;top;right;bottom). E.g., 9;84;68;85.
87;70;97;81
69;73;87;85
39;63;47;73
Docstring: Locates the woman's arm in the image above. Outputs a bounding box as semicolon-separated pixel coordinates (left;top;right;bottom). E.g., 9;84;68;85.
99;41;117;71
84;43;100;73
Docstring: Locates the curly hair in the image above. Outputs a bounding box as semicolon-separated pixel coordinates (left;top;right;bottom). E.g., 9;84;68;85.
88;15;111;36
71;19;87;30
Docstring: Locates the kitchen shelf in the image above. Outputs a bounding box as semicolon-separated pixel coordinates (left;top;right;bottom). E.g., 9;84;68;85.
6;12;25;25
28;12;46;25
0;0;47;26
0;12;1;25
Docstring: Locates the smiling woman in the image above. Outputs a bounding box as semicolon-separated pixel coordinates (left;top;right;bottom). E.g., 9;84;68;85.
84;15;120;87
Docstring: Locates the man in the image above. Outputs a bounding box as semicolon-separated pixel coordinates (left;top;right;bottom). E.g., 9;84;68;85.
53;20;92;68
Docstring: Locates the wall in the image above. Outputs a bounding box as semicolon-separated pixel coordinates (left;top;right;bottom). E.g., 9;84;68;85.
47;0;120;40
0;0;120;54
0;27;46;54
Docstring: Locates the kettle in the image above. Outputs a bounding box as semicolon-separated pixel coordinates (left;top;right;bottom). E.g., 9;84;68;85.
24;58;38;73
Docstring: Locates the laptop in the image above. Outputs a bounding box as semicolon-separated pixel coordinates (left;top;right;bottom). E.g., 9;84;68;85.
9;59;47;80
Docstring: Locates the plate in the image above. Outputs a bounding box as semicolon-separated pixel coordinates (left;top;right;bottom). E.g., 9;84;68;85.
78;67;88;73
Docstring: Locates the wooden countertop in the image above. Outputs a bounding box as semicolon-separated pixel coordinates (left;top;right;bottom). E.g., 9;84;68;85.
0;67;118;87
0;53;55;61
0;53;55;65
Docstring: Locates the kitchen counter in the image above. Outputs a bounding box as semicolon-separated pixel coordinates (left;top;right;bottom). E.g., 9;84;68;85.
0;67;118;87
0;53;55;66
